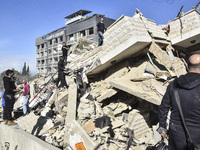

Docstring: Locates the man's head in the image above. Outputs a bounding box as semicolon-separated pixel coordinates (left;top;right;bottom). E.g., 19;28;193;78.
60;56;64;60
188;54;200;73
101;17;104;22
6;69;14;78
63;42;66;46
23;80;27;85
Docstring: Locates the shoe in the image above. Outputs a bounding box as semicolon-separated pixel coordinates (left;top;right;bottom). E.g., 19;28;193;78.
4;120;8;125
7;120;17;126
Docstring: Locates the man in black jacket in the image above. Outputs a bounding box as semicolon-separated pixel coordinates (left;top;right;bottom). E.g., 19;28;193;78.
56;56;68;89
158;54;200;149
3;70;20;126
61;42;69;65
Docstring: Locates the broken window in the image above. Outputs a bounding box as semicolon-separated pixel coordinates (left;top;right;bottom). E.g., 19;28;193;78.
54;38;58;44
49;50;52;54
37;45;40;50
69;34;74;41
41;44;44;48
89;27;94;35
80;30;86;37
49;40;52;45
60;36;63;42
41;52;44;56
41;60;45;64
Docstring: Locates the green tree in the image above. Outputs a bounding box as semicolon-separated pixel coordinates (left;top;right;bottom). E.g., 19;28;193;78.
27;65;30;75
22;62;27;75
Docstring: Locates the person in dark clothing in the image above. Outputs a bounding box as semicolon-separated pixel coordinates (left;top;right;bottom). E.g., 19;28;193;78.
61;42;69;65
95;17;106;47
56;56;68;89
157;54;200;150
3;70;20;126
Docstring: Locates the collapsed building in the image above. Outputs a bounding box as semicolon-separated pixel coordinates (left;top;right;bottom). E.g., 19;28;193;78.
0;7;200;150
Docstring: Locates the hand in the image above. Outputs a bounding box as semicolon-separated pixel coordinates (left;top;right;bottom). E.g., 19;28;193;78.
160;132;167;138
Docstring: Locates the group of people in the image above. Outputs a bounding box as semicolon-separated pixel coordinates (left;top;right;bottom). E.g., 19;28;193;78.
1;69;30;126
56;17;106;89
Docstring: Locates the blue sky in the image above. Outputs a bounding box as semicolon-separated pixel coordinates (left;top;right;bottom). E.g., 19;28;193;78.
0;0;199;74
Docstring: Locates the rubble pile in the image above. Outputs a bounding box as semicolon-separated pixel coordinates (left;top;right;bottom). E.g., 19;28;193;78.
1;8;200;150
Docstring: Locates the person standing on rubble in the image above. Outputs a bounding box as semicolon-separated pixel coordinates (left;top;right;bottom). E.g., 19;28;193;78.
61;42;69;65
157;54;200;149
3;70;20;126
22;80;30;116
95;17;106;46
56;56;68;89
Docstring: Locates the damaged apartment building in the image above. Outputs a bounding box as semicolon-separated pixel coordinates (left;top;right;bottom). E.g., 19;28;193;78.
1;6;200;150
36;10;115;75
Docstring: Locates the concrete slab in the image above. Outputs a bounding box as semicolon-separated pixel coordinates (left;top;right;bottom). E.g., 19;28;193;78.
63;81;78;149
65;82;77;125
16;112;54;136
169;9;200;48
65;120;98;150
109;69;161;105
87;36;151;75
0;123;60;150
97;89;118;102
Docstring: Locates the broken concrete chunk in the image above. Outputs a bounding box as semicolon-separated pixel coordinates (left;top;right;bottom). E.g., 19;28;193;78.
128;110;151;139
83;120;96;134
110;77;161;105
97;89;118;102
149;42;186;77
64;120;97;150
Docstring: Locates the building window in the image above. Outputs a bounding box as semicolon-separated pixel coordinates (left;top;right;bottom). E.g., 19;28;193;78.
69;34;74;41
49;50;51;54
54;38;58;44
41;44;44;48
37;45;40;50
60;36;63;42
42;60;45;64
41;52;44;56
80;30;86;37
49;40;52;45
89;27;94;35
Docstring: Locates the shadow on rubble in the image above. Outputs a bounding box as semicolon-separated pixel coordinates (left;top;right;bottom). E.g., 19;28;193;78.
31;116;47;137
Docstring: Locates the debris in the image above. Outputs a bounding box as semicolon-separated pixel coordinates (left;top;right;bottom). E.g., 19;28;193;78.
3;7;200;150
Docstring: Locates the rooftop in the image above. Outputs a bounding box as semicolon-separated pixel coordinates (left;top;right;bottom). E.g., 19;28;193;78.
65;9;92;19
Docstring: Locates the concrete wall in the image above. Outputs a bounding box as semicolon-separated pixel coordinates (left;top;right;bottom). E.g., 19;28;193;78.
0;124;60;150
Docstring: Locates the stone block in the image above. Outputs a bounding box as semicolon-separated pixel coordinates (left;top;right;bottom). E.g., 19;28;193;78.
128;110;150;139
83;120;95;134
